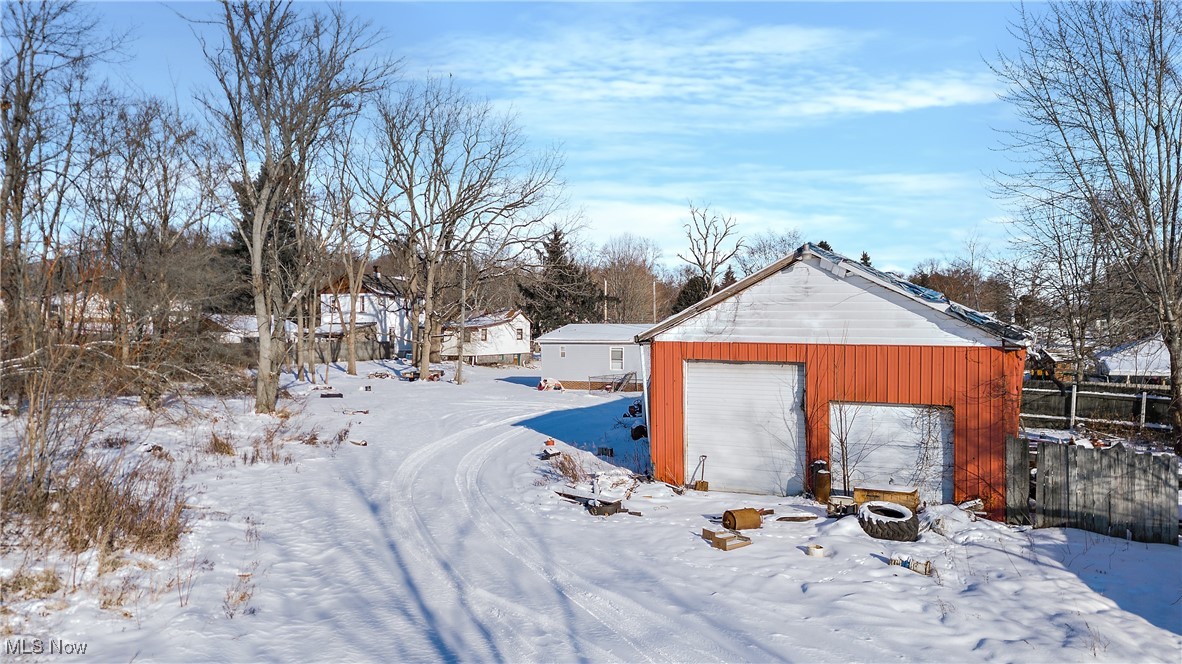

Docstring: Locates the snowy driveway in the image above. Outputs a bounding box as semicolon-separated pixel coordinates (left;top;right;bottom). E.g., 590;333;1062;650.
46;363;1182;662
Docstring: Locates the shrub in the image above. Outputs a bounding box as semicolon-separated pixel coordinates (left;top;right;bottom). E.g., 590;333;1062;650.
1;455;188;556
207;432;235;456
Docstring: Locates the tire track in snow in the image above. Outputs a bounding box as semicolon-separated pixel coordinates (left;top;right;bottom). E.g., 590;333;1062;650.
455;428;768;663
384;406;630;661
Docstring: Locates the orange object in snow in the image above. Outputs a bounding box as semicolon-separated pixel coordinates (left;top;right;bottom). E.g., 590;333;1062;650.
544;438;555;446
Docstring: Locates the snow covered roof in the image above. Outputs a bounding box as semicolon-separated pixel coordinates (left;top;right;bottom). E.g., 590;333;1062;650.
445;309;526;330
315;321;377;337
321;270;406;298
536;324;651;344
1095;335;1169;378
637;243;1032;346
209;314;297;336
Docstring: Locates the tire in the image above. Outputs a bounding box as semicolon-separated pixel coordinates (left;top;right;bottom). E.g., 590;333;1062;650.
857;500;919;542
630;424;647;440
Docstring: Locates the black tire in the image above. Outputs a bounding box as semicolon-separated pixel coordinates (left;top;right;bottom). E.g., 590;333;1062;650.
630;424;647;440
857;500;919;542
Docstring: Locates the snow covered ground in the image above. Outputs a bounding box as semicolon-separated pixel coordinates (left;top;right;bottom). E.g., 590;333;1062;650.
3;361;1180;662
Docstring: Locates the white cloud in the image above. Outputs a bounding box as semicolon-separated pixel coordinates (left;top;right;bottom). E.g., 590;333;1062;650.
415;16;998;138
403;10;1009;271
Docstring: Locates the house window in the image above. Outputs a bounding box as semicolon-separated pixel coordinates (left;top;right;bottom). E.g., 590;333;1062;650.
464;330;474;343
516;328;524;341
480;329;488;342
560;346;566;358
610;347;624;371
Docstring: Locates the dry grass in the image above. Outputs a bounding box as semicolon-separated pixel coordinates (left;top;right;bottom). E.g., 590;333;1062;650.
550;453;592;485
1;455;188;556
223;562;258;619
97;435;133;449
207;432;235;456
0;568;62;601
243;422;293;465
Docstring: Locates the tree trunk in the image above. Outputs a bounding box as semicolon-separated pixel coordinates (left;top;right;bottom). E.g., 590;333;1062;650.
252;200;279;414
345;293;358;376
455;261;466;385
417;267;435;380
429;319;443;363
1165;322;1182;455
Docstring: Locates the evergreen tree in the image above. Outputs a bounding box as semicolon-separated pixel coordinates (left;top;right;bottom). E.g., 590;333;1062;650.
672;275;711;313
860;252;872;267
816;240;833;252
720;265;737;289
518;228;601;336
216;171;301;313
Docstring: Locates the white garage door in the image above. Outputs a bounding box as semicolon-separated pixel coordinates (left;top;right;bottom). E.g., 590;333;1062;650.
828;403;954;505
684;362;806;496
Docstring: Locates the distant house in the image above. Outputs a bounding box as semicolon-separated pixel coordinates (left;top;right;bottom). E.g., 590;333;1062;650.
208;314;297;344
440;309;531;365
535;323;650;391
49;291;118;335
318;268;412;356
1095;335;1170;384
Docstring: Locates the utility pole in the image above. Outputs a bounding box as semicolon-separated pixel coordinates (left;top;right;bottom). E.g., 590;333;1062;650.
603;277;607;323
652;280;656;322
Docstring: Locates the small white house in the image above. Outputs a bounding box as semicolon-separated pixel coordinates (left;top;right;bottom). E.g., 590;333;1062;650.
441;309;531;365
208;314;297;344
1096;335;1171;384
319;270;412;356
535;323;650;390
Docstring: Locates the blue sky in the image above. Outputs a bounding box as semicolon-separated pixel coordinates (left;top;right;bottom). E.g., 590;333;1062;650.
93;1;1027;274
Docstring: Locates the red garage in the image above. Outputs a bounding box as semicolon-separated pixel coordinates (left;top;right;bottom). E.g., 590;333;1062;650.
637;244;1028;514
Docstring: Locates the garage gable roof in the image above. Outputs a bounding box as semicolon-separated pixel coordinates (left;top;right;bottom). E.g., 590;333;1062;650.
636;243;1031;346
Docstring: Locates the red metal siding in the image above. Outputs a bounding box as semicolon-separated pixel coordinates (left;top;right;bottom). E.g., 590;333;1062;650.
648;342;1025;513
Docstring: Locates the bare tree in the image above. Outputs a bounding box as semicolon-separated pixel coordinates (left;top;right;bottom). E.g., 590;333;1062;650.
1010;200;1111;382
735;228;802;276
370;77;562;383
678;203;742;296
194;0;395;412
1;1;122;361
322;129;378;377
594;233;663;323
994;0;1182;445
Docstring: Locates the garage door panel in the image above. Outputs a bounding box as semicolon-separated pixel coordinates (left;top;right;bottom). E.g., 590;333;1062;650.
829;403;954;504
684;361;805;496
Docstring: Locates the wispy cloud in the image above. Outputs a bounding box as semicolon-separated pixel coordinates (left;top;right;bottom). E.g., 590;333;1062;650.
416;15;998;138
404;9;1008;270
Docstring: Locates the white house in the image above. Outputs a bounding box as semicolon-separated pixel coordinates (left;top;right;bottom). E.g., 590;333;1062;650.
208;314;297;344
1095;335;1171;383
535;323;650;391
440;309;531;365
318;269;412;356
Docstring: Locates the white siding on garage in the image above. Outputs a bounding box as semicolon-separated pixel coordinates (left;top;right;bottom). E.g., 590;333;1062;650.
655;257;999;347
684;362;806;496
828;403;954;505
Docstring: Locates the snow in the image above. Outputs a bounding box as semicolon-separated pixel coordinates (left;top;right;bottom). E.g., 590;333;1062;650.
1096;334;1171;379
448;308;524;329
209;314;298;341
2;362;1180;662
535;323;651;344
